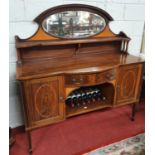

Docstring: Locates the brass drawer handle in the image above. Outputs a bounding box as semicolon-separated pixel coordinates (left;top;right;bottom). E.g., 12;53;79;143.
105;73;114;80
72;78;76;82
105;73;111;77
109;76;115;80
72;77;83;84
71;78;81;85
79;77;84;82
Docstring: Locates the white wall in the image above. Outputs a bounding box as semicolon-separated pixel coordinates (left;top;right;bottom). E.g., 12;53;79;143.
9;0;145;128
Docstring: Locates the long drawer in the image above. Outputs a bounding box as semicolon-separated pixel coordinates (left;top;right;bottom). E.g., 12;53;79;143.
96;69;116;83
65;73;96;86
65;69;116;86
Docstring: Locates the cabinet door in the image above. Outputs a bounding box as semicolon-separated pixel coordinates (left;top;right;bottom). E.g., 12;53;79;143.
24;76;65;129
116;64;143;105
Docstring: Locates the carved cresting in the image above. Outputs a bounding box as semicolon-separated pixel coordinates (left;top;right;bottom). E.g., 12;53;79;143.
34;83;57;119
120;70;136;99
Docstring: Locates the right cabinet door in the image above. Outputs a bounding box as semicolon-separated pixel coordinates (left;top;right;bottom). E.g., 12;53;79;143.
116;64;143;105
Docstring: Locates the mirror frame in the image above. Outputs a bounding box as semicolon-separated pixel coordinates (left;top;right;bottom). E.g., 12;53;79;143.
34;4;113;39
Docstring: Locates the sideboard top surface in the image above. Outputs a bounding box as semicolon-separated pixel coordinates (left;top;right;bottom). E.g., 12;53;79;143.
16;53;144;80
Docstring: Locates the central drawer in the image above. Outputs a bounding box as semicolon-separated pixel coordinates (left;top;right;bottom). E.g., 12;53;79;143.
96;69;116;83
65;74;96;86
65;69;116;86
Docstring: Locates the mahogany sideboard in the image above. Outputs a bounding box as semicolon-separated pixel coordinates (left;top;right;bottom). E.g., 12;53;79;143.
15;4;144;154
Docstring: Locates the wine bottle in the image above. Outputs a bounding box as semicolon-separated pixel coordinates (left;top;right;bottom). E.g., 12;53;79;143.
76;91;83;105
66;97;71;105
97;90;102;101
85;89;91;104
90;88;96;103
81;90;87;105
92;89;97;102
96;89;106;102
74;92;81;107
102;96;106;102
72;93;78;107
93;88;100;101
66;96;75;108
88;89;92;100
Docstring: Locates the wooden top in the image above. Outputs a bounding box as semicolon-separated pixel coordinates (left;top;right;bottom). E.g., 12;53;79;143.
16;53;144;80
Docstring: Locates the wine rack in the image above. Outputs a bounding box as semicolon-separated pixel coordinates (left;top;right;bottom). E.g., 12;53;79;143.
66;83;114;117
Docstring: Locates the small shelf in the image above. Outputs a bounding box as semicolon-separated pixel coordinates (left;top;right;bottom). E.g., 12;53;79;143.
16;36;130;48
65;83;115;117
66;101;112;117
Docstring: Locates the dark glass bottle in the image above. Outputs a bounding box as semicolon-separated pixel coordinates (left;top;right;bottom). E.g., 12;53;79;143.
90;88;96;103
88;89;92;101
74;92;81;107
77;91;83;105
102;96;106;102
96;89;106;102
66;96;75;108
97;90;102;101
81;90;87;105
72;93;78;107
85;89;91;104
93;88;100;101
92;89;97;102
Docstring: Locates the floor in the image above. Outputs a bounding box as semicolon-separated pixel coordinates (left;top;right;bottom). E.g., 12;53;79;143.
84;133;145;155
10;102;145;155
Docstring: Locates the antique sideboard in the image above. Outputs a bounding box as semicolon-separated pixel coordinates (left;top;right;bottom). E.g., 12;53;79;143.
15;4;144;154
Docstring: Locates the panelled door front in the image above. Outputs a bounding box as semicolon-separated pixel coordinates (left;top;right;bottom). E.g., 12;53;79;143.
24;76;65;129
116;64;143;105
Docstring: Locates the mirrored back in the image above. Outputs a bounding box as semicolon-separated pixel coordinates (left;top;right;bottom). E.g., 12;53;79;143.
42;11;106;39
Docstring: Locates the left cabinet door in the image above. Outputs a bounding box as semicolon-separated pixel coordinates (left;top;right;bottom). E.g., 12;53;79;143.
22;76;65;130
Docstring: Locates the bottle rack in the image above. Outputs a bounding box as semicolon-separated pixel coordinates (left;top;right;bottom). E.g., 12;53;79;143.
66;83;114;117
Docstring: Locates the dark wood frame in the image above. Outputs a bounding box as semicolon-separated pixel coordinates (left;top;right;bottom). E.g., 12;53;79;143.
34;4;113;24
35;4;113;39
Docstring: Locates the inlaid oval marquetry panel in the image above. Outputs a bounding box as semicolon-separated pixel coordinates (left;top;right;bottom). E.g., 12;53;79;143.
34;83;57;118
35;84;57;117
26;76;65;128
116;65;140;104
120;70;136;98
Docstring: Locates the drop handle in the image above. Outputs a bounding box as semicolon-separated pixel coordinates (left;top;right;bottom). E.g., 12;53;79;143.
105;74;114;80
72;78;76;82
79;78;84;82
75;77;84;84
72;78;80;84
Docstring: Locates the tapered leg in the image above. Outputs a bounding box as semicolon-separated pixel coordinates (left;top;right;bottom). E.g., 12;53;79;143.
27;131;32;154
131;104;136;121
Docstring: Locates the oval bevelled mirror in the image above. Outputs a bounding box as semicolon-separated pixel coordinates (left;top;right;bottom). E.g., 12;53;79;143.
42;11;106;39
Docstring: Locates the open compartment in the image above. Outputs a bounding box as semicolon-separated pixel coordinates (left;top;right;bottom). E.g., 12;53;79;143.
66;83;115;117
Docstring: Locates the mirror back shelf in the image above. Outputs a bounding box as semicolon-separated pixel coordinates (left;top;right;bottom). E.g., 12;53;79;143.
15;4;131;79
16;4;130;41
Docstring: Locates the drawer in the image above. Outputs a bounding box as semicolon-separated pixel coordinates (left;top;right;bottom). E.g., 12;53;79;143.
65;74;95;86
96;69;116;83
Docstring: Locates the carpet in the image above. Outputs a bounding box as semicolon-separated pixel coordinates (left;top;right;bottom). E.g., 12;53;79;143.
84;133;145;155
10;102;144;155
